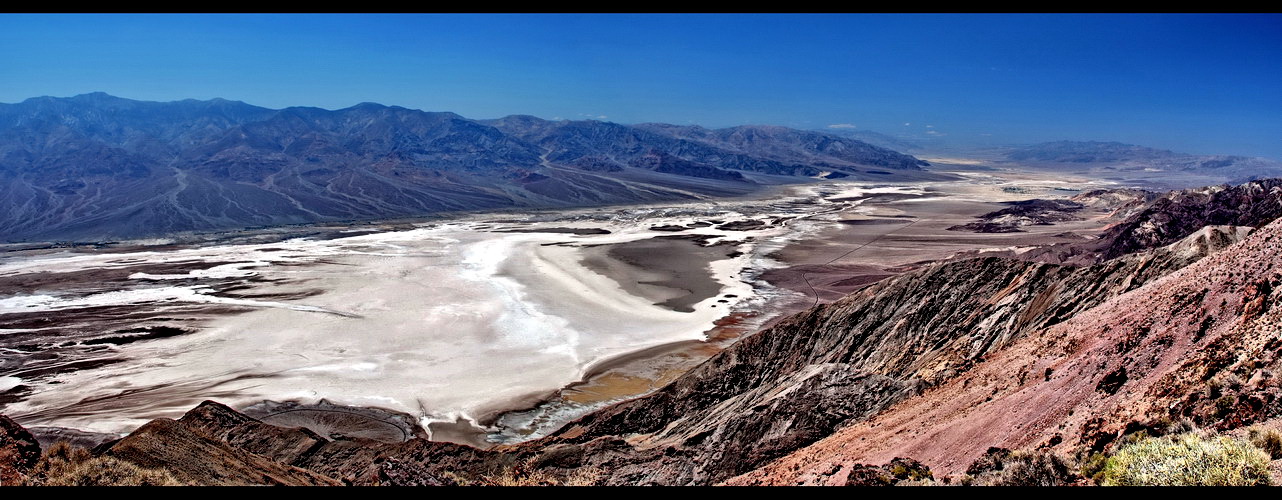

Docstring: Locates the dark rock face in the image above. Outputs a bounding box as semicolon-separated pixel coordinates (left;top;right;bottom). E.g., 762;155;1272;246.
0;93;931;242
948;199;1085;233
628;150;746;181
1098;179;1282;260
971;180;1280;266
0;414;41;483
1096;367;1128;395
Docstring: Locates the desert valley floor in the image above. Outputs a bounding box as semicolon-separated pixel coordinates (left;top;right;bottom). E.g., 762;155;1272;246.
0;164;1135;448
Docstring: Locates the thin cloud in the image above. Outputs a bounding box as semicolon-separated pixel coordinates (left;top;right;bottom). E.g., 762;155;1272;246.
826;123;857;129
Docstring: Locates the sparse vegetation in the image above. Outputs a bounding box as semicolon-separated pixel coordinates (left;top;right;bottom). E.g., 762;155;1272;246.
1100;432;1271;486
998;451;1076;486
22;442;183;486
1248;425;1282;459
888;458;933;482
1078;451;1109;484
1214;395;1238;419
963;449;1078;486
443;461;600;486
1207;373;1246;400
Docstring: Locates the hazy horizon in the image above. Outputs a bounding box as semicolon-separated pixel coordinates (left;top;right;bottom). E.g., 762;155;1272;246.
3;13;1279;158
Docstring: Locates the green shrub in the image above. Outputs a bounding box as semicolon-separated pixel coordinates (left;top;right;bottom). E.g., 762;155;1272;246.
1101;432;1271;486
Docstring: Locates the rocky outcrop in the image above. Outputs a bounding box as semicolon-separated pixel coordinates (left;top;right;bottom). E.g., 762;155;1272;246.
947;199;1085;233
103;415;340;485
974;180;1282;266
537;223;1248;484
1098;179;1282;260
1070;188;1156;219
0;413;41;484
82;401;501;485
729;216;1282;484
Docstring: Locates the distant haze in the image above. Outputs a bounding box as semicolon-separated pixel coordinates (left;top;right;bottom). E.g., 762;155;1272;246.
1;13;1279;158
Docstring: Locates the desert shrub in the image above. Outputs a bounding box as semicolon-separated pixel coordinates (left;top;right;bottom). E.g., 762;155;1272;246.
965;450;1077;486
1207;373;1246;400
42;456;182;486
1219;373;1246;392
965;447;1010;476
27;442;182;486
1214;395;1238;418
485;467;560;487
1248;426;1282;459
1116;429;1150;447
0;447;26;486
886;457;932;482
1078;452;1109;484
446;461;600;486
1206;377;1224;399
562;467;601;486
28;441;92;482
1164;417;1198;436
1000;451;1076;486
893;478;937;486
1101;432;1271;486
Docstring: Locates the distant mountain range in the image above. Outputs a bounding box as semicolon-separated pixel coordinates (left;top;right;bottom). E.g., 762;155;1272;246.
0;93;937;242
1004;141;1282;185
1007;141;1182;163
818;127;924;153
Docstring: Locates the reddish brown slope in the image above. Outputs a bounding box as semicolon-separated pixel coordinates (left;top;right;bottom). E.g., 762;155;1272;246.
729;219;1282;485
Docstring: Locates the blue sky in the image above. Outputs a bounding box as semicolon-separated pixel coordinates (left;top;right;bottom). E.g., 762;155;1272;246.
1;13;1279;158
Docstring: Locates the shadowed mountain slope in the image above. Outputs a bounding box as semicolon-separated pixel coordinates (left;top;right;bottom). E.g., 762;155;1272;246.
0;94;934;242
